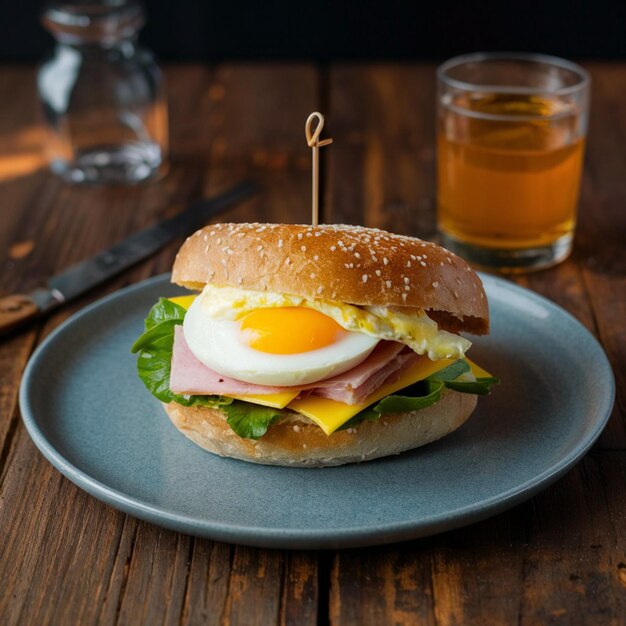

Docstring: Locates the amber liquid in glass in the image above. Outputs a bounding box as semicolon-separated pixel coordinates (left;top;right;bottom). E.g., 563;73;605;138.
437;94;584;251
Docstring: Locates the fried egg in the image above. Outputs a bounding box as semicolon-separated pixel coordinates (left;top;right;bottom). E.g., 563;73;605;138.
193;284;471;360
183;298;379;386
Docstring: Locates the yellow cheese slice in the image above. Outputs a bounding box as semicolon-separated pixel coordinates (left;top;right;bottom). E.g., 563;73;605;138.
466;358;493;379
225;390;300;409
169;295;197;310
287;356;456;435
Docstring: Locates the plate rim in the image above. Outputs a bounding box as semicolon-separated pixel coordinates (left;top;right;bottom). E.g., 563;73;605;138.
19;273;616;549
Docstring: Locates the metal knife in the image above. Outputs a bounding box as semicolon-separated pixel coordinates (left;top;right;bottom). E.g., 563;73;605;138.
0;180;259;337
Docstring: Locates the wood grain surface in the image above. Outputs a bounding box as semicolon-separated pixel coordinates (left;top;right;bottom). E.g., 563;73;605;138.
0;63;624;625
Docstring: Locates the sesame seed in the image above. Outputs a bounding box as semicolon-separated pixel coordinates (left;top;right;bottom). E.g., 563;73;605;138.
375;269;382;277
354;252;361;259
216;238;222;244
385;280;392;288
420;261;427;267
310;273;316;279
447;258;453;264
317;286;323;294
402;293;408;302
306;232;312;237
383;257;389;265
338;240;344;247
406;261;412;267
330;245;336;252
278;239;283;248
256;245;263;251
313;255;319;261
297;233;303;240
293;425;300;432
404;285;410;291
362;274;368;283
403;277;410;284
301;245;307;252
315;232;321;237
285;257;291;265
432;281;439;288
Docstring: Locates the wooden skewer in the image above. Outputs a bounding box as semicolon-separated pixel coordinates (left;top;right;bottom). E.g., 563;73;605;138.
305;112;333;227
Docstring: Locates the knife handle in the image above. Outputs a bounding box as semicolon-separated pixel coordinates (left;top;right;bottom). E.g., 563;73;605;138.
0;294;39;336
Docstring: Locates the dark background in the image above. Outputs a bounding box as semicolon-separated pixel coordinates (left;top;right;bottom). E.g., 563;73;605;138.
1;0;625;61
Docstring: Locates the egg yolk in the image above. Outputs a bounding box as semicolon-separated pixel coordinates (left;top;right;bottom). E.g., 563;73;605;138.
239;307;346;354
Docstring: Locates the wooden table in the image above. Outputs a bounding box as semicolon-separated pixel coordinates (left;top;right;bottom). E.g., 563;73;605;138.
0;63;624;625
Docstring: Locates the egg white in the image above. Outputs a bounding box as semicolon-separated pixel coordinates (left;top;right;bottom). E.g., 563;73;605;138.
183;297;379;386
195;284;471;360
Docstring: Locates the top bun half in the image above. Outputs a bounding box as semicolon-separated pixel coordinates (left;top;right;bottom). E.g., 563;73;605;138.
172;223;489;334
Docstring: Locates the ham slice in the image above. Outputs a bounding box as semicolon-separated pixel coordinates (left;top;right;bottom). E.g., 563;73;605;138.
307;348;416;404
170;326;291;395
302;341;404;391
170;325;414;404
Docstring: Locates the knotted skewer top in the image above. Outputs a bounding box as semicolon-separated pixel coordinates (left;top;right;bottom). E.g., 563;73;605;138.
305;112;333;227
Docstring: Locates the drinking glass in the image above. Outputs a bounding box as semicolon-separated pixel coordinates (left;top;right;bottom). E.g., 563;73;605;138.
437;53;590;272
38;0;168;184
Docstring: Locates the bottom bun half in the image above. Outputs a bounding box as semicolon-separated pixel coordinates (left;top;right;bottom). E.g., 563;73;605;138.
163;390;477;467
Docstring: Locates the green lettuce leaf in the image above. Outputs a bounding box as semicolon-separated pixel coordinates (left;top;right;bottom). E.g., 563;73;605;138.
443;377;500;395
144;297;186;330
222;401;282;439
371;380;445;414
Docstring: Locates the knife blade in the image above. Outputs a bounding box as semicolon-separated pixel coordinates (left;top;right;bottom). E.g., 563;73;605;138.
0;180;259;336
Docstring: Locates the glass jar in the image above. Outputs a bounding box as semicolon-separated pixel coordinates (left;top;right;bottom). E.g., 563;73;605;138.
38;0;168;184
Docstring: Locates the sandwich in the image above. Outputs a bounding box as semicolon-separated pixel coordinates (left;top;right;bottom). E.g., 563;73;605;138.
131;223;497;467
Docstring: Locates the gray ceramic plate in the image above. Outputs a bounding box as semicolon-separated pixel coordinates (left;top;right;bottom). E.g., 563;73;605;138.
20;274;614;549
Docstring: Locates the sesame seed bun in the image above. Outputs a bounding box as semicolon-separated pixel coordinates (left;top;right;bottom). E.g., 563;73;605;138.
163;390;477;467
172;223;488;334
